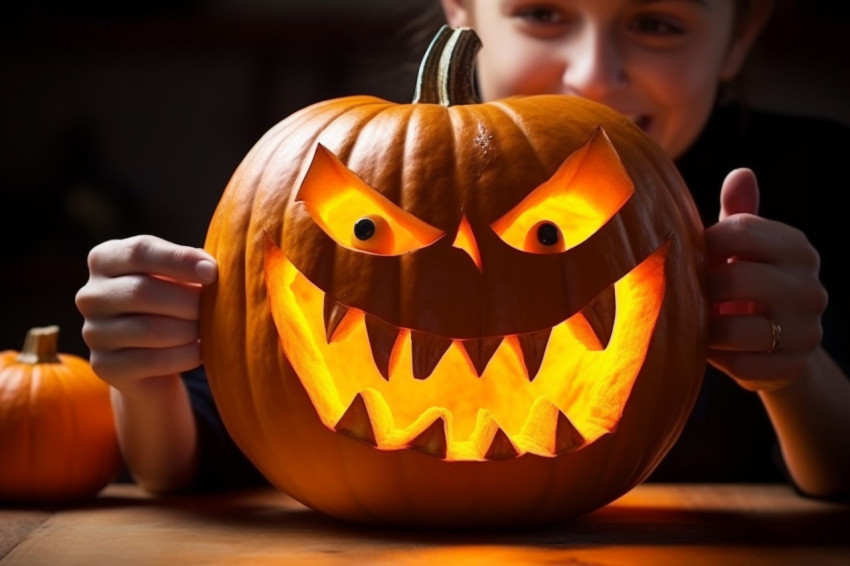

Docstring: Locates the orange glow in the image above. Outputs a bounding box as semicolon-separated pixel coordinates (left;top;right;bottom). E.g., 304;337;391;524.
491;128;634;253
264;237;668;461
451;214;482;270
296;144;444;255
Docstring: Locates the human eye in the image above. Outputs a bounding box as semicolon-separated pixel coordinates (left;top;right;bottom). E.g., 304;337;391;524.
629;15;686;37
509;2;575;38
516;6;564;25
626;11;691;48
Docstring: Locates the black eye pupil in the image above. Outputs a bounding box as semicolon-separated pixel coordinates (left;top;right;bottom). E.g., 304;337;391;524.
537;222;560;246
354;218;376;241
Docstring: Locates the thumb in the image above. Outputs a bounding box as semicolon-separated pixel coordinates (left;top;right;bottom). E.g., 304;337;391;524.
719;167;760;220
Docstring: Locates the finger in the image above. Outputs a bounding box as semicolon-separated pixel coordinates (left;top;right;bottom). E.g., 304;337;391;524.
82;315;200;352
89;342;203;384
708;260;826;313
77;274;203;321
87;235;217;284
719;167;759;220
705;214;817;268
708;313;822;353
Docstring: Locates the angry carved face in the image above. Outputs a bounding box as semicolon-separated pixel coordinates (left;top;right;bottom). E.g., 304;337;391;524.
200;83;707;527
265;127;668;462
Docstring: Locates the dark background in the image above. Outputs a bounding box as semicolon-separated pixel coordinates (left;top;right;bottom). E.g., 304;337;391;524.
1;0;848;358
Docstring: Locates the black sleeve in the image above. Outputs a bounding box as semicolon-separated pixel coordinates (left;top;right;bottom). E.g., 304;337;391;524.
656;104;850;485
181;366;270;492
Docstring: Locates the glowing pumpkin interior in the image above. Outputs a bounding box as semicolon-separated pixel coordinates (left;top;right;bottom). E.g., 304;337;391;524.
264;128;667;462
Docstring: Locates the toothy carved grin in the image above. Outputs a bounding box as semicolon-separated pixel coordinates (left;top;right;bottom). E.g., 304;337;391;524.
323;285;616;382
264;238;668;462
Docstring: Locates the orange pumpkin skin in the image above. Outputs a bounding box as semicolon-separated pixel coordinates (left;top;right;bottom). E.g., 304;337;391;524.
201;28;707;526
0;326;122;503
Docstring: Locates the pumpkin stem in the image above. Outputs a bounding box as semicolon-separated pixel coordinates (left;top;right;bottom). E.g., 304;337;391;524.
412;25;482;106
16;325;61;364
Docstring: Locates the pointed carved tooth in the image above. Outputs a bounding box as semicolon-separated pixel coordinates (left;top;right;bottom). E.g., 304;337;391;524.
516;328;552;381
568;285;616;351
335;393;377;447
459;337;504;377
554;411;585;455
410;331;453;380
364;315;401;381
323;295;351;343
407;416;448;458
484;426;520;460
565;313;603;351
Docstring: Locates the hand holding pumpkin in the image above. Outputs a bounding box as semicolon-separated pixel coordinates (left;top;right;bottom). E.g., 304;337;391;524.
75;234;217;392
75;234;214;492
705;168;827;392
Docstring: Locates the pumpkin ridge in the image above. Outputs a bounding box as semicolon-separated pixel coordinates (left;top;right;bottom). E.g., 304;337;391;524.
239;127;317;463
488;99;551;178
337;102;411;173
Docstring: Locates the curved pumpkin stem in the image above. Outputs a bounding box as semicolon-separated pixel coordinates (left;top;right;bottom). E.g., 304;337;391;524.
16;325;61;364
413;25;482;107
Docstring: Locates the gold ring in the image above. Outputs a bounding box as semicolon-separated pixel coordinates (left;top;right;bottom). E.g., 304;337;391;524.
767;319;782;354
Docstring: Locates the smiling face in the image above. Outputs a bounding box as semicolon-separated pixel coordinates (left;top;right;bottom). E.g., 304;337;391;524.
442;0;768;159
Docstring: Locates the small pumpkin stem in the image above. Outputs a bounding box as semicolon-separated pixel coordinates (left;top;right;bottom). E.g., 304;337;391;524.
16;325;61;364
412;25;482;107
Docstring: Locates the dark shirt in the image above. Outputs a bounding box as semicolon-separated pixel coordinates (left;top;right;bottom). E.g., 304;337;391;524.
651;102;850;483
184;103;850;490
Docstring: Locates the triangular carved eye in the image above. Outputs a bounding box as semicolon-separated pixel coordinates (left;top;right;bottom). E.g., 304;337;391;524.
296;144;445;255
491;127;634;254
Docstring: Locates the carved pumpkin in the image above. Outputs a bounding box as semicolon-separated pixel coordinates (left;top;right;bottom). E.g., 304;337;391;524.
200;26;708;526
0;326;122;503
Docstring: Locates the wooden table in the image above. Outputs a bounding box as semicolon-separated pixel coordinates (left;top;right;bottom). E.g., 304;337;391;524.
2;483;848;565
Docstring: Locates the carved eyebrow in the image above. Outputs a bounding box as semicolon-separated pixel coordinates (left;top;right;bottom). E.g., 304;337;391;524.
491;127;634;252
296;144;444;255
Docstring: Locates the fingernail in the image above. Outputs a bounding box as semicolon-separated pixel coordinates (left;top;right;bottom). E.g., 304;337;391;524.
196;260;217;284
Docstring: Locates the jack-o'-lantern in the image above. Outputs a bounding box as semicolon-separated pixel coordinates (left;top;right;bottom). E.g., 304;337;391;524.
200;26;708;527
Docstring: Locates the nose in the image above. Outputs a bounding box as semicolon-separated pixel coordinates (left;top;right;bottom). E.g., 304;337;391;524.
560;27;627;101
452;214;482;271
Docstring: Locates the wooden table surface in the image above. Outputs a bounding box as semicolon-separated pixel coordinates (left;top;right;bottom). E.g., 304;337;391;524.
2;482;849;565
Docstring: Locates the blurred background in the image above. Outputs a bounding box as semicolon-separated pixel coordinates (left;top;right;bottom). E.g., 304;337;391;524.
1;0;848;357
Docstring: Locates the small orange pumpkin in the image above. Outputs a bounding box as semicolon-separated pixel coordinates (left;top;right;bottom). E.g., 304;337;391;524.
201;26;708;526
0;326;122;503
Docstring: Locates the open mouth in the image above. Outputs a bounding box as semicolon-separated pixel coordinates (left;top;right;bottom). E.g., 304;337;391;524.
265;238;668;462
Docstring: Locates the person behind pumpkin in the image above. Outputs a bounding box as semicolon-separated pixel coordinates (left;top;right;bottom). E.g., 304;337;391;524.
75;0;850;498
